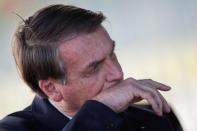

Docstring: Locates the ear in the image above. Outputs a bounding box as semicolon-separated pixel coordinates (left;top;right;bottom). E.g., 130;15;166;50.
39;79;63;102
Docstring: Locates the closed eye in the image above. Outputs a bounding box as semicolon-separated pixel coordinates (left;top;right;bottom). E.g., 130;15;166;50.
83;58;105;77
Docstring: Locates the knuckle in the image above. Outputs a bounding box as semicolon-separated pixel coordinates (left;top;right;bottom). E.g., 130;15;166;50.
127;78;134;81
126;78;135;83
145;91;155;98
151;88;158;94
146;78;152;81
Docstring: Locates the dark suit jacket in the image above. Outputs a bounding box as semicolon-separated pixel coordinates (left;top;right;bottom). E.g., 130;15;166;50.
0;96;183;131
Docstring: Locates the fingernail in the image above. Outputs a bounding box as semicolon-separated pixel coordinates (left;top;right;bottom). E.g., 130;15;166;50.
167;86;171;90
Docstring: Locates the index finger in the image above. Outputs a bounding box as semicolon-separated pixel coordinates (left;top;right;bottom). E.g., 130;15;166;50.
138;79;171;91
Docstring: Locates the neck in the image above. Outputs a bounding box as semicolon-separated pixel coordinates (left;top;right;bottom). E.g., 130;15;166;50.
49;99;77;118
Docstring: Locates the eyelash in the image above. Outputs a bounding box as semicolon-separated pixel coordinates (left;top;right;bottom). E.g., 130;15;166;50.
84;51;116;77
83;65;99;77
91;52;116;73
90;65;99;73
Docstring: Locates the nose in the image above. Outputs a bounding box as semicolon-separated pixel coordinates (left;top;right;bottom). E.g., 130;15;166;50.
105;59;123;82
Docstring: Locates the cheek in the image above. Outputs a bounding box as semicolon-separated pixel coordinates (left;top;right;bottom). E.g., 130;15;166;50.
61;70;106;110
87;70;107;96
62;75;105;102
80;75;105;99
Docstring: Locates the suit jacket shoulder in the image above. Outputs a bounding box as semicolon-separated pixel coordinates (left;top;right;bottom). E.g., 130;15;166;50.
0;106;45;131
0;96;183;131
120;104;183;131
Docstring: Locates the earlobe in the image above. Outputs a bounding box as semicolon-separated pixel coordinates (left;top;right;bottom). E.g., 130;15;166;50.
52;92;63;102
38;80;63;102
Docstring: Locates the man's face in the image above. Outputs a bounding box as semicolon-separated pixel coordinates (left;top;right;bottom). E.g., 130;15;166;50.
58;26;123;113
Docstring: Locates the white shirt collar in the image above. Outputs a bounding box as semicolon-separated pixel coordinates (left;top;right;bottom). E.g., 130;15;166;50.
48;99;72;120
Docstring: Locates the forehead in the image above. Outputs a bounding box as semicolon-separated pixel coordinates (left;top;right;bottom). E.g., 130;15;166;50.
58;27;113;69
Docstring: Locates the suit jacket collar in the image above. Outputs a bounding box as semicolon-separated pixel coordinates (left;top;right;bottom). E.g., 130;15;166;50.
31;96;69;131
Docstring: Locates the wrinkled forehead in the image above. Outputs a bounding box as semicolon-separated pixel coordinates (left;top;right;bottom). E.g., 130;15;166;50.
58;26;113;67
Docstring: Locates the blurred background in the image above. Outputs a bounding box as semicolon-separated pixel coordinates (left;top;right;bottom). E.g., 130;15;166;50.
0;0;196;130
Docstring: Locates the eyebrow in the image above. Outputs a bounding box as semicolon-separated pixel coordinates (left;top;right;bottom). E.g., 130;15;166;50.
84;41;116;71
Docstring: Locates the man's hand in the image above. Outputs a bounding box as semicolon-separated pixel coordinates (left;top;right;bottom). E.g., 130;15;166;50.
92;78;171;116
